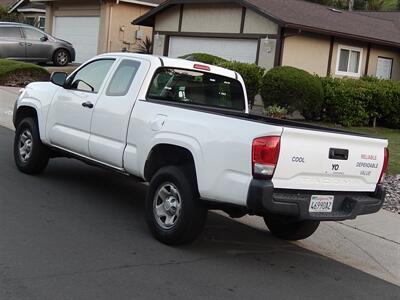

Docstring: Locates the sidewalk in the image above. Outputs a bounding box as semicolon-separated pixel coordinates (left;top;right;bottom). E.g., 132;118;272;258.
1;86;399;286
0;86;19;130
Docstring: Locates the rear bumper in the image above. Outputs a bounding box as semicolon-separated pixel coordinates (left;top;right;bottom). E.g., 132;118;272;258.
247;180;386;221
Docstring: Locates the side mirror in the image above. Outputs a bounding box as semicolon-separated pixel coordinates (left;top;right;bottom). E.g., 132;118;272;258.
40;35;48;42
50;72;68;87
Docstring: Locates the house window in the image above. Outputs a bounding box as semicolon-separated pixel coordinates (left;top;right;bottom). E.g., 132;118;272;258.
25;17;35;26
38;17;46;30
336;45;363;77
376;57;393;80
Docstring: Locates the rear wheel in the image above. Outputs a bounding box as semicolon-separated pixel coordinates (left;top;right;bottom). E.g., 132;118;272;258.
264;215;319;241
145;166;207;245
14;117;49;174
53;49;69;66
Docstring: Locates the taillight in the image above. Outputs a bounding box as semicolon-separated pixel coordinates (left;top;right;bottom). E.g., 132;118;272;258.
252;136;281;179
379;147;389;183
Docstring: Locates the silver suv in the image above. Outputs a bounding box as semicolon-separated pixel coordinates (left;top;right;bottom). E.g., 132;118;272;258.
0;22;75;66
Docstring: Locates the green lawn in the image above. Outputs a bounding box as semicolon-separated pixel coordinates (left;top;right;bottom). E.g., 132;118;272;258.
0;59;49;86
347;127;399;175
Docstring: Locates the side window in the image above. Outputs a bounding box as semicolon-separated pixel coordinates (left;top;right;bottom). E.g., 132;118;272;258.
68;59;115;93
23;27;46;40
0;26;22;38
106;59;141;96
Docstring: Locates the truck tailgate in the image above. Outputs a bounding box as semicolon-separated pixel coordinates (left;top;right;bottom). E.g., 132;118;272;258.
272;127;388;192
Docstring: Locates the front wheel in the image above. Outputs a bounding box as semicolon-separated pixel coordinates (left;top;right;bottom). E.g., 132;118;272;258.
264;215;319;241
14;117;49;174
53;49;69;66
145;166;207;245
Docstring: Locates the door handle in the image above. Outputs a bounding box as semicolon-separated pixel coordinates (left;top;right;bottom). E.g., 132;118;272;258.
82;101;94;109
26;43;32;46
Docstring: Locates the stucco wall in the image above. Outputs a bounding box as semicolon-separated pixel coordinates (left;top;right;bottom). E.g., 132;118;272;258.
282;34;331;76
155;5;180;32
368;46;400;80
106;2;152;53
243;9;278;34
181;3;242;33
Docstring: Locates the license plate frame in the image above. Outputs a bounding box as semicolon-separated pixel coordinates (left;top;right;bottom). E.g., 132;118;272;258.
309;195;334;213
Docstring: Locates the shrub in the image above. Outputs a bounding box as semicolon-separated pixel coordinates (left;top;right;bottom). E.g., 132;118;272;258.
218;61;265;107
179;53;227;65
320;77;369;126
320;77;400;128
264;105;287;119
260;66;324;120
0;59;50;86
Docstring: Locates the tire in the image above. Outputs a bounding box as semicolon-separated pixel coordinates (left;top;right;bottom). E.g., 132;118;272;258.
145;165;207;245
53;49;69;66
14;117;49;174
264;215;319;241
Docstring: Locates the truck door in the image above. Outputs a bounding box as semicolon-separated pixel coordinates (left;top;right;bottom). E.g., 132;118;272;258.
89;58;150;168
46;59;115;156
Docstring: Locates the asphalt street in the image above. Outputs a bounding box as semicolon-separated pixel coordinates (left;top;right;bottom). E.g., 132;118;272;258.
0;126;399;300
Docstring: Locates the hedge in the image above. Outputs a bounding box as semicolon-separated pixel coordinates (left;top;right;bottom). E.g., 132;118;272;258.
321;77;400;128
181;53;264;106
260;66;324;120
0;59;49;86
260;66;400;128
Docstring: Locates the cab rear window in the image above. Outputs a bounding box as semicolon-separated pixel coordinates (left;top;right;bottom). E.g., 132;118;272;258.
147;68;245;111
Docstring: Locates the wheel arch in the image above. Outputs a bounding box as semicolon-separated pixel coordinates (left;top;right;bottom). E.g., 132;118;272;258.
14;104;46;143
144;143;199;188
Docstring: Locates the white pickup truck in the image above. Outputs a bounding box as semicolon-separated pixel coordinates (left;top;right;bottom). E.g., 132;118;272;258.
13;53;389;245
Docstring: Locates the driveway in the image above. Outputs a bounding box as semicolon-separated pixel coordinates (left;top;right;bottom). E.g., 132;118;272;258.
0;126;399;299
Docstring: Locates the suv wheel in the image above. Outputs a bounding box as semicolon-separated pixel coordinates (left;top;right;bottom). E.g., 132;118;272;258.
264;215;320;241
53;49;69;66
14;117;49;174
146;166;207;245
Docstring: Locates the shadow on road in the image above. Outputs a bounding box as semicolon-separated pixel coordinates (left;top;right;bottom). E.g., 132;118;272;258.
1;126;399;300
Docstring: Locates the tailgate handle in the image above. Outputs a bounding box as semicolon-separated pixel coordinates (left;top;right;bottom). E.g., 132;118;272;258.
329;148;349;160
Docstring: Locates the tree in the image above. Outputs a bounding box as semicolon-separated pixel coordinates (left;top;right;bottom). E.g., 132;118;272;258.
305;0;385;10
0;5;23;22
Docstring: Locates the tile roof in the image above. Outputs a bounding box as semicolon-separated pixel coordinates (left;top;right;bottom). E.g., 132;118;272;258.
133;0;400;48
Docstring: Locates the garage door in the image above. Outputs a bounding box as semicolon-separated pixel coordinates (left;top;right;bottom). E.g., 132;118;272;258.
53;16;100;63
168;36;258;63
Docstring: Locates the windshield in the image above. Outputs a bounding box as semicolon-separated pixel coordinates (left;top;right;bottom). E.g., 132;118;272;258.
147;67;245;111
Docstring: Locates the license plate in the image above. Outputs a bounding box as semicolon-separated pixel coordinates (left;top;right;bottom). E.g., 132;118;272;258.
309;195;334;213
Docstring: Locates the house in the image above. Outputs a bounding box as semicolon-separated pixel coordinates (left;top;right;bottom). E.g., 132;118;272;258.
132;0;400;80
34;0;163;63
8;1;46;30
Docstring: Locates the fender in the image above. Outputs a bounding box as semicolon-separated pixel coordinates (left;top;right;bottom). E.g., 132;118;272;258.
144;132;204;188
15;82;59;144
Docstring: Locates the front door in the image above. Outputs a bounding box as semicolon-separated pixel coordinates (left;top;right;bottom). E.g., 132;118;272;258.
22;27;54;61
46;59;115;156
89;58;150;167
